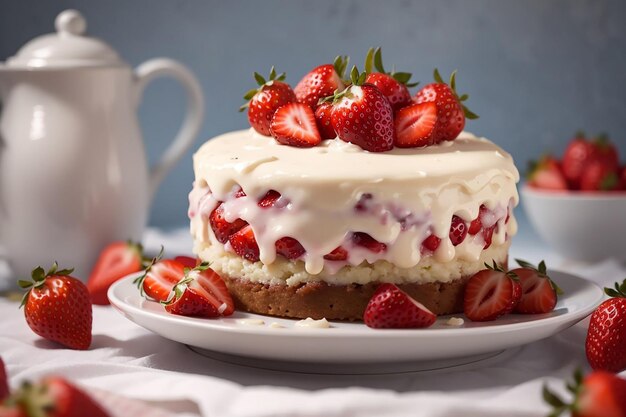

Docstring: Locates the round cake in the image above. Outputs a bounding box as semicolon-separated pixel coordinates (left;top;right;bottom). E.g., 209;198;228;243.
189;128;519;320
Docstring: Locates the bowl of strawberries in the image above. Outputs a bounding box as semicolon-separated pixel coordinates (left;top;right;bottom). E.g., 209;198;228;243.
522;132;626;262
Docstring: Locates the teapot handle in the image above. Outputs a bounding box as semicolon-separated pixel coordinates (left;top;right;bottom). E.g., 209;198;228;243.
135;58;205;199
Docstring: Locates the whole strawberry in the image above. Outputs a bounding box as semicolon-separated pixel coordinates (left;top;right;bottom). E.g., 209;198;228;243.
294;56;348;110
591;133;620;173
363;47;418;111
329;66;394;152
240;67;296;136
580;159;620;191
527;156;568;190
562;132;594;189
586;279;626;373
543;369;626;417
18;263;92;350
413;69;478;142
314;101;336;140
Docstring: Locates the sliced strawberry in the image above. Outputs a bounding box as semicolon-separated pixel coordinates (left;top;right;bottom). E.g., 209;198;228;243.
449;215;468;246
241;67;296;136
164;279;219;318
512;259;561;314
580;159;620;191
294;56;348;110
352;232;386;253
394;102;438;148
192;265;235;316
86;241;145;305
422;234;441;252
463;262;521;321
258;190;283;208
134;259;185;302
527;156;568;190
364;283;437;329
174;256;199;268
229;225;260;262
324;246;349;261
0;357;9;401
209;203;248;244
363;47;416;111
275;237;306;259
270;103;321;148
314;101;336;139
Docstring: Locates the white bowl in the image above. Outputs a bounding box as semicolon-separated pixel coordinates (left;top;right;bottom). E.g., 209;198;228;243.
521;185;626;262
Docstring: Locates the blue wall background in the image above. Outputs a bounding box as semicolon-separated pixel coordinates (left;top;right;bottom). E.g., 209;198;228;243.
1;0;625;229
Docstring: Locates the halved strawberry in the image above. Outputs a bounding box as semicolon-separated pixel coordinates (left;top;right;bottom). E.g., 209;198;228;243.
449;215;468;246
0;357;9;401
363;47;417;111
294;56;348;110
394;102;438;148
209;203;248;244
364;283;436;329
527;156;568;191
463;261;522;321
275;237;305;259
314;101;336;139
512;259;562;314
134;258;185;302
229;225;260;262
422;234;441;252
270;103;321;148
188;264;235;316
174;256;199;268
86;241;146;305
324;246;348;261
240;67;296;136
164;276;219;318
352;232;386;253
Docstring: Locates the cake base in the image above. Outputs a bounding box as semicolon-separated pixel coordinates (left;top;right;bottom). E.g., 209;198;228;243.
224;275;472;321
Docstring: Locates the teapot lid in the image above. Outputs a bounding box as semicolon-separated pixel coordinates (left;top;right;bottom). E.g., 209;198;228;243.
4;10;125;68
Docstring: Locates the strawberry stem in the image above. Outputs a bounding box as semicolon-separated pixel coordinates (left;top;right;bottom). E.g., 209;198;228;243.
515;258;563;295
364;47;418;87
239;67;288;112
432;68;479;120
604;279;626;298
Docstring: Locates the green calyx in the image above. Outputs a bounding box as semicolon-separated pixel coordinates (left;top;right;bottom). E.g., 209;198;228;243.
333;55;350;82
604;278;626;298
600;171;619;191
162;261;212;305
484;260;519;281
320;65;366;106
364;47;419;87
239;66;287;112
433;68;479;120
515;258;564;295
133;245;164;297
543;368;584;417
126;240;151;269
5;380;55;417
17;261;74;308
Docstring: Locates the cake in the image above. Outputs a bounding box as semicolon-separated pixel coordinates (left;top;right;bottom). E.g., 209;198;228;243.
189;50;519;321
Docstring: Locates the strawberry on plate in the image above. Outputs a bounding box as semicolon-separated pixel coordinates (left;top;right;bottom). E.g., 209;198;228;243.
174;256;200;268
3;376;110;417
463;261;522;322
413;69;478;142
86;241;145;305
364;283;436;329
134;257;185;302
240;67;296;136
314;101;336;140
586;279;626;373
18;263;92;350
543;369;626;417
394;102;438;148
512;259;562;314
229;225;261;262
330;66;395;152
0;358;8;401
363;47;418;111
270;102;321;148
580;159;620;191
527;156;568;190
294;56;348;110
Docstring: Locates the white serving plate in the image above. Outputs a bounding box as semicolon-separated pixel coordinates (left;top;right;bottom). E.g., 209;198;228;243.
109;271;602;364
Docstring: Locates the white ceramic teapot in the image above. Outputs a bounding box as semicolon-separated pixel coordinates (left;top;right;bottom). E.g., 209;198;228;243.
0;10;204;283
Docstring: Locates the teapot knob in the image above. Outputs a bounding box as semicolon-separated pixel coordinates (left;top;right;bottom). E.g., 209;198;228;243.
55;10;86;37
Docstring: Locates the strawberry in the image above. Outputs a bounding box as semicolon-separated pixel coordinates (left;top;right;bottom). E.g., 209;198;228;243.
0;358;8;401
482;224;497;249
324;246;349;261
463;261;522;322
621;167;626;190
275;237;305;259
134;258;185;302
527;156;568;190
363;283;436;329
512;259;563;314
3;376;110;417
422;234;441;252
543;369;626;417
449;215;468;246
413;69;478;142
591;133;620;173
330;67;394;152
580;160;620;191
314;101;336;140
394;102;438;148
468;205;488;235
562;132;594;189
174;256;199;268
193;266;235;316
18;263;92;350
363;47;417;111
270;103;321;148
352;232;386;253
586;279;626;373
294;56;348;110
257;190;283;208
240;67;296;136
209;203;248;244
229;225;260;262
86;241;145;305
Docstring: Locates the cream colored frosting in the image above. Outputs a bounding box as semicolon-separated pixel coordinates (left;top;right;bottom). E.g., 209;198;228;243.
190;129;519;277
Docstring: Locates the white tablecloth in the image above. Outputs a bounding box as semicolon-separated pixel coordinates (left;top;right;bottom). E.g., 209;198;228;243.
1;227;624;417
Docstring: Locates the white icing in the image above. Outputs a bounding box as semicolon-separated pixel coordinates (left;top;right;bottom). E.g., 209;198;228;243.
295;317;331;328
237;319;265;326
446;317;465;326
